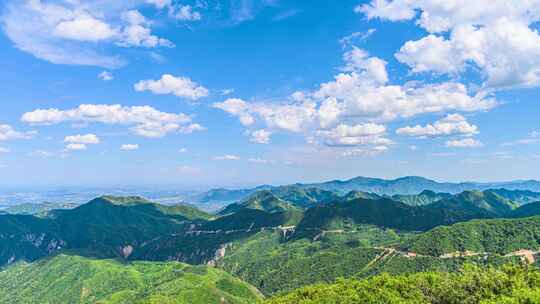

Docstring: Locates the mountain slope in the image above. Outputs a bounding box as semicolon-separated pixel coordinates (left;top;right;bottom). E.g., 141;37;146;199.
0;254;262;304
291;197;492;239
266;264;540;304
429;190;517;217
391;190;452;206
219;190;300;215
403;216;540;256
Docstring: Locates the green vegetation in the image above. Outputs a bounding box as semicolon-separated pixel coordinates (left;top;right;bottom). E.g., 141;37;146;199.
219;191;301;215
217;227;404;296
267;264;540;304
404;216;540;256
391;190;452;206
0;254;262;304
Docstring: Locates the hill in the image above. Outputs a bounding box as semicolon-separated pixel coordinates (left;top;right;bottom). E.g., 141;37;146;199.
429;190;517;217
291;197;492;239
0;254;262;304
266;264;540;304
219;190;300;215
391;190;452;206
403;216;540;256
0;196;213;266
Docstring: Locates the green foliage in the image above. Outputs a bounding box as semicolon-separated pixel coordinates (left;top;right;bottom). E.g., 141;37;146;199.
267;264;540;304
404;216;540;256
0;254;262;304
217;227;405;296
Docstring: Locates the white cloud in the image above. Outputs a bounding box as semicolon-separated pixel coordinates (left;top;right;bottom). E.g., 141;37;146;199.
66;143;87;151
53;14;116;42
214;155;240;161
213;49;494;149
173;5;202;21
118;10;174;48
134;74;209;102
178;147;188;153
249;129;272;144
213;98;255;126
64;134;100;144
316;123;391;147
121;144;139;151
0;147;10;153
339;29;376;47
445;138;484;148
0;2;173;68
360;0;540;89
356;0;416;21
21;104;202;138
396;114;478;137
98;71;113;81
0;124;35;141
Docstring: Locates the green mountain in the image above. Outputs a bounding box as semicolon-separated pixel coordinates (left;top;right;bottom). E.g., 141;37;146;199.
403;216;540;256
266;264;540;304
189;176;540;204
0;254;262;304
219;190;300;215
512;201;540;218
429;190;517;217
291;197;492;239
0;196;214;266
391;190;452;206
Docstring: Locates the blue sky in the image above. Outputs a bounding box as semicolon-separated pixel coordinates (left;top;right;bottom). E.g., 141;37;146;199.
0;0;539;188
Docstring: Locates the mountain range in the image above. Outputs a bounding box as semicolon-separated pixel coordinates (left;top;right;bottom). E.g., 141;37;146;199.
3;180;540;303
188;176;540;208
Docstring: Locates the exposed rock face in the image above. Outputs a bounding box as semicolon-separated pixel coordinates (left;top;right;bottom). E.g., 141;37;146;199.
207;243;230;267
122;245;134;258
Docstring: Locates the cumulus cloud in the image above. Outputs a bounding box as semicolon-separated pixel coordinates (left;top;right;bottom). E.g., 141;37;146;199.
98;71;113;81
359;0;540;89
118;10;174;48
134;74;209;102
316;123;391;147
0;2;173;67
213;98;255;126
173;5;202;21
64;134;100;144
249;129;272;144
53;14;116;42
21;104;203;138
445;138;484;148
0;124;35;141
214;155;240;161
396;114;478;137
213;48;495;150
121;144;139;151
